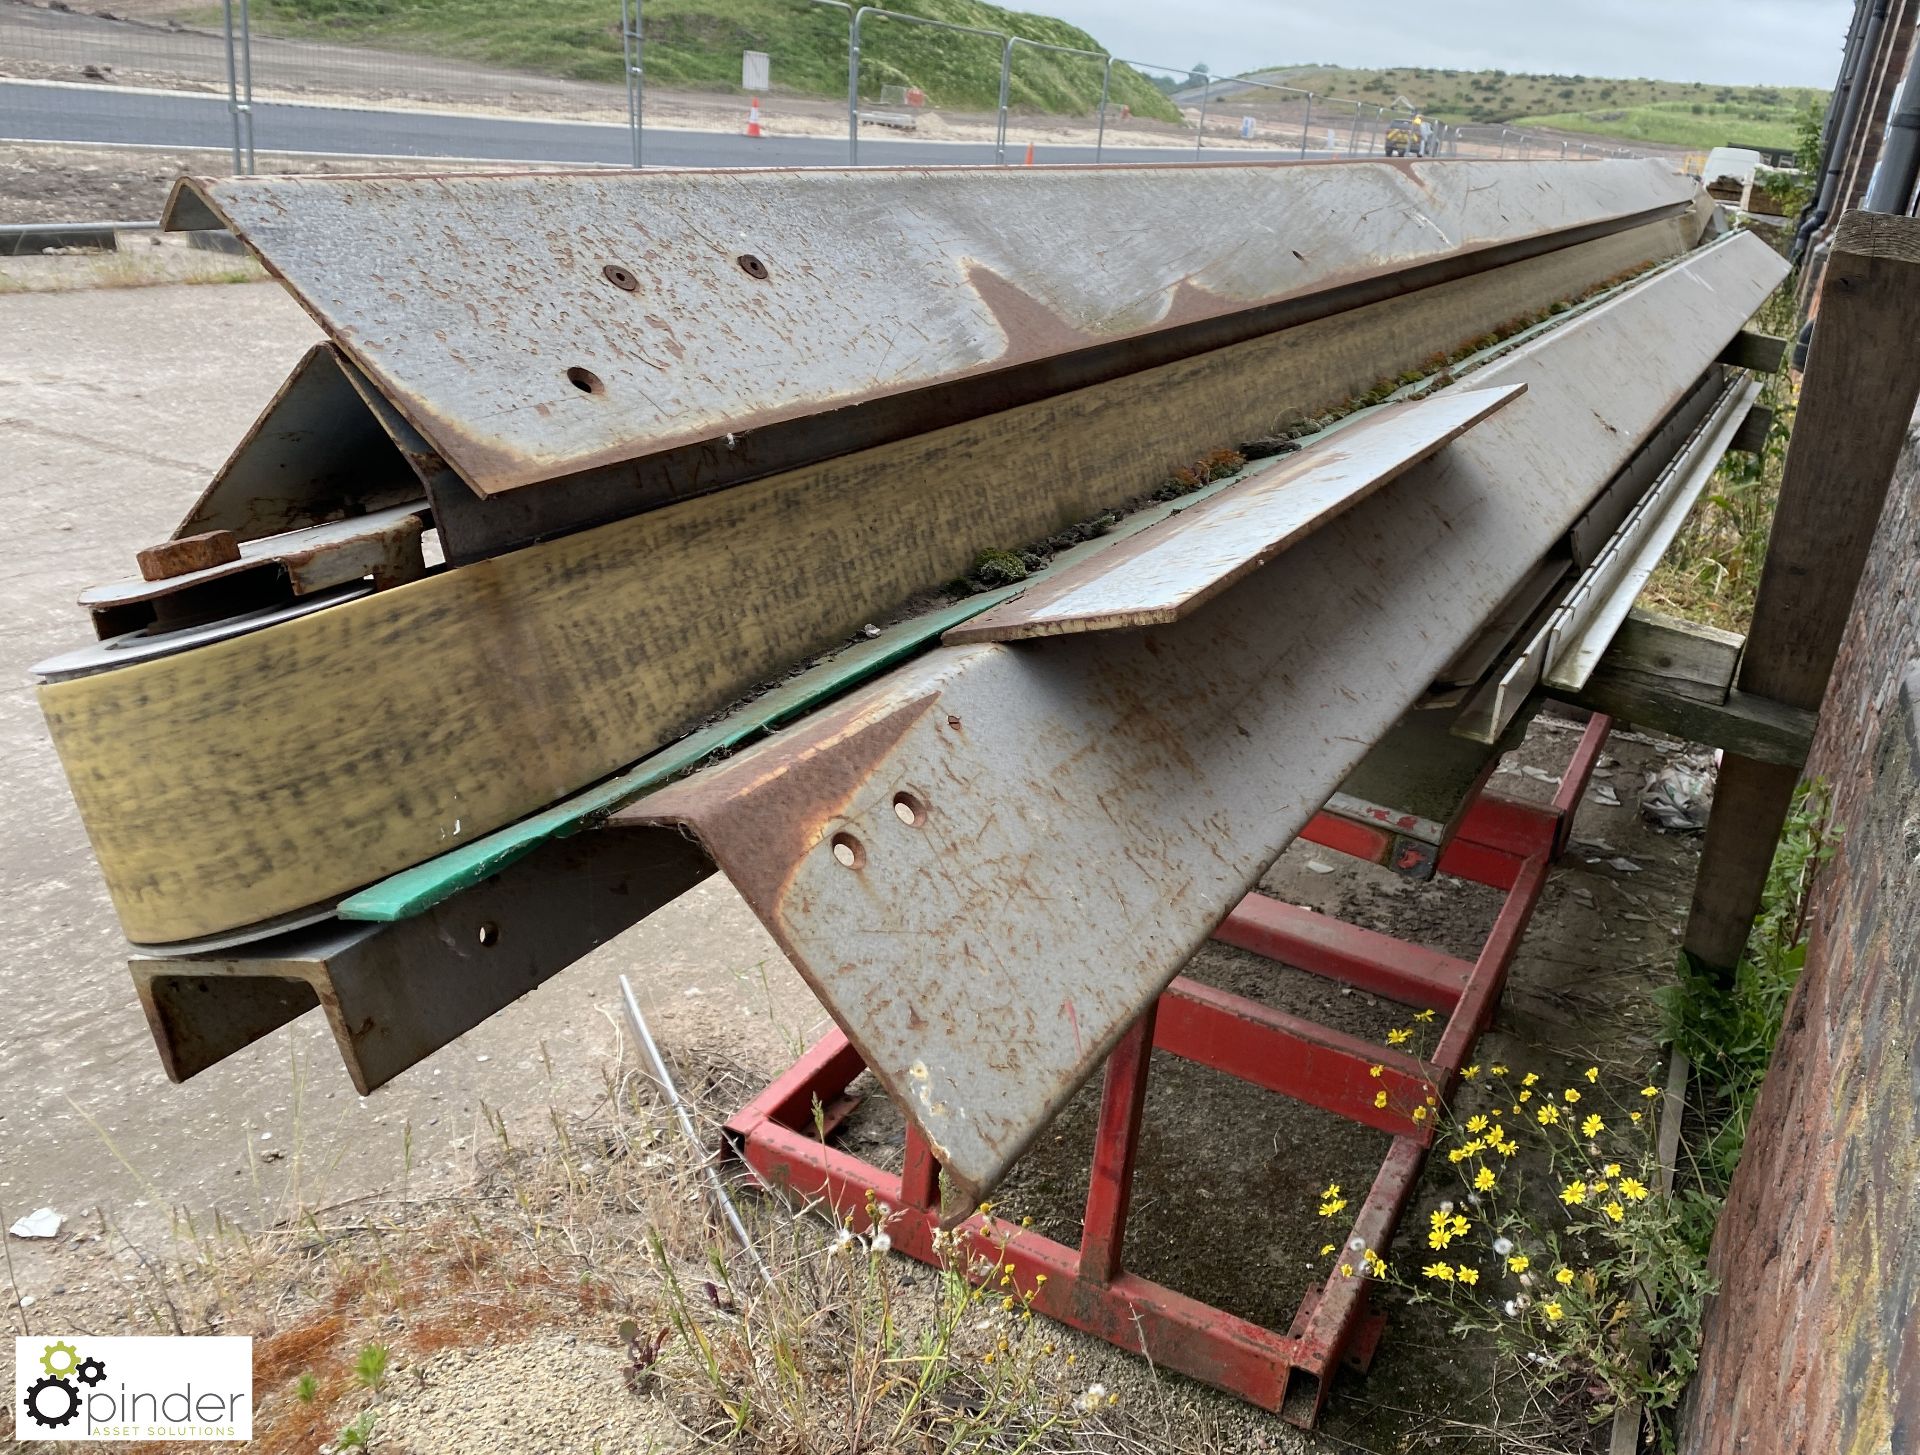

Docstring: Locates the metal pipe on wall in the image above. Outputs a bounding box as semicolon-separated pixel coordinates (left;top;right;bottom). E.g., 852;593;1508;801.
1796;0;1892;258
1863;27;1920;213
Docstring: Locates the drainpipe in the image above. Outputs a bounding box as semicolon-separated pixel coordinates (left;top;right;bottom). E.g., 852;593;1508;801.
1863;30;1920;213
1794;0;1891;260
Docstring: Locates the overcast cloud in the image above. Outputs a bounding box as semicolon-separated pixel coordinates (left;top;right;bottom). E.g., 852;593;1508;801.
1032;0;1853;90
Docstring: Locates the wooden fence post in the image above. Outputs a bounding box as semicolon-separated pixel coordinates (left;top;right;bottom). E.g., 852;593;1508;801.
1682;211;1920;973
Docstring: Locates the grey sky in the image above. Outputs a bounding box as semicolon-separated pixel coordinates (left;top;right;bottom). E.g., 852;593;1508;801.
1033;0;1853;90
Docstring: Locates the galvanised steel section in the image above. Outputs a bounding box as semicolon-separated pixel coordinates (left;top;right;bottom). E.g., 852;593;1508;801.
620;232;1787;1209
160;161;1698;499
946;384;1524;642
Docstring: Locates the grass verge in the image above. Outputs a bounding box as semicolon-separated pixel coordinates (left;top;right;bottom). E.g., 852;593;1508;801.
242;0;1179;119
1;1048;1239;1455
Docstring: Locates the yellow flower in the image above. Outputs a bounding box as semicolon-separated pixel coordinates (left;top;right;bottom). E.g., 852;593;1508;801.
1543;1301;1565;1322
1508;1254;1530;1273
1321;1243;1336;1256
1340;1263;1354;1278
1519;1090;1533;1103
1002;1295;1015;1311
1414;1008;1436;1022
1495;1138;1518;1159
1592;1180;1610;1193
1412;1106;1428;1123
1319;1198;1349;1218
1428;1228;1452;1250
1448;1146;1469;1164
1465;1114;1489;1134
1630;1111;1643;1124
1322;1182;1341;1198
1369;1064;1384;1079
1583;1066;1599;1083
1490;1064;1509;1076
1581;1113;1604;1138
1450;1215;1469;1237
1641;1085;1661;1099
1386;1028;1413;1047
1521;1072;1539;1087
1560;1180;1588;1205
1555;1267;1576;1286
1364;1249;1386;1276
1602;1201;1625;1223
1462;1064;1481;1080
1620;1177;1650;1202
1035;1274;1048;1284
1473;1167;1496;1193
1603;1163;1621;1178
1424;1262;1455;1281
1536;1103;1561;1126
1374;1090;1389;1109
1563;1088;1581;1104
1456;1264;1479;1285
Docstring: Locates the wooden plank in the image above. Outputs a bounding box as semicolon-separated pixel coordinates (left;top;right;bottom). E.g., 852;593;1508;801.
1594;608;1744;706
1684;212;1920;973
1568;680;1815;766
1730;403;1774;454
1563;610;1812;764
943;386;1524;644
37;219;1702;946
1717;329;1789;373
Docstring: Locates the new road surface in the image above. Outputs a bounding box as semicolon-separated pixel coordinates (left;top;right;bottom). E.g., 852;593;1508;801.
1;78;1339;169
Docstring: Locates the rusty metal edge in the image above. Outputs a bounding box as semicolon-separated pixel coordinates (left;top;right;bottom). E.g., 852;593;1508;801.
159;170;1693;508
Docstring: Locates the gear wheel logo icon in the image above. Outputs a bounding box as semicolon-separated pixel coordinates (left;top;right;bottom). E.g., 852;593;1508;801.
23;1373;81;1430
77;1355;108;1387
39;1340;80;1379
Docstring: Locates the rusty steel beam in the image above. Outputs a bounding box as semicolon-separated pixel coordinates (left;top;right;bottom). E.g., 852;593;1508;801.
618;231;1787;1212
161;161;1695;520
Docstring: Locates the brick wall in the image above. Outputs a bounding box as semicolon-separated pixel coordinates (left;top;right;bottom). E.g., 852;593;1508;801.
1685;412;1920;1454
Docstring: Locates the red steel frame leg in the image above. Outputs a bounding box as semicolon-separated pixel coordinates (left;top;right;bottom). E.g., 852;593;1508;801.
722;715;1610;1427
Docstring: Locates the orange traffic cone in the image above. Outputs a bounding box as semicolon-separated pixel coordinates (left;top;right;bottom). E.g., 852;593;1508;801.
1023;141;1034;166
746;96;763;138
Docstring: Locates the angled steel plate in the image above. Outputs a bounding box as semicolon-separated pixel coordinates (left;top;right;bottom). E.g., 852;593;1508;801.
945;384;1523;642
163;161;1695;498
619;232;1787;1212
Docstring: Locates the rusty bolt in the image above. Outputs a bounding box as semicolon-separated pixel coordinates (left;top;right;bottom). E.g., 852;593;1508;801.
136;529;241;582
736;254;770;280
602;264;639;291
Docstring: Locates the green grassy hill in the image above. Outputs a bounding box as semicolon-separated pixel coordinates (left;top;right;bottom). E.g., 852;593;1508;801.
248;0;1180;119
1239;64;1823;150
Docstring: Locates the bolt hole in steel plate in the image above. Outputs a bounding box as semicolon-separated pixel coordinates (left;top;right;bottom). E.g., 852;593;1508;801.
602;263;639;291
892;792;926;827
736;254;770;280
476;921;499;947
566;366;605;395
830;832;865;869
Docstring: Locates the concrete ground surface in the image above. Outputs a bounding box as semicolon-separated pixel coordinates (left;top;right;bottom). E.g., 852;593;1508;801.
0;271;1703;1453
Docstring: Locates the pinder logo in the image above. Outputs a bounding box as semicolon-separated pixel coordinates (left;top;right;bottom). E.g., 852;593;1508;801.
15;1336;251;1442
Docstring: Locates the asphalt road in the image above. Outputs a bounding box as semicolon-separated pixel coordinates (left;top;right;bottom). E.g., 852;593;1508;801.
0;79;1337;168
